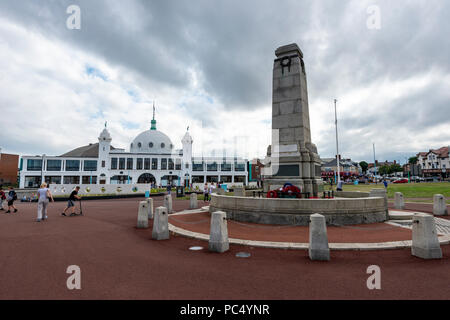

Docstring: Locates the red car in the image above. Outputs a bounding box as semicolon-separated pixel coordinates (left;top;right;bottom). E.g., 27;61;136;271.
393;178;408;184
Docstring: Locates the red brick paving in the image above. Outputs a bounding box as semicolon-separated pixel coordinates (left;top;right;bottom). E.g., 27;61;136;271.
169;212;413;243
0;197;449;300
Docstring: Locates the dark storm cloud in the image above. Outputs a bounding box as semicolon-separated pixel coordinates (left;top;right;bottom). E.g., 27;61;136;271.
1;0;449;161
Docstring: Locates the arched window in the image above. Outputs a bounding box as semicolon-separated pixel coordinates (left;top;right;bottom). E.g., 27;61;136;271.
161;143;165;148
149;142;153;148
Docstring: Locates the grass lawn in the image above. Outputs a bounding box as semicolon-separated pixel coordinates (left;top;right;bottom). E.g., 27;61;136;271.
325;182;450;200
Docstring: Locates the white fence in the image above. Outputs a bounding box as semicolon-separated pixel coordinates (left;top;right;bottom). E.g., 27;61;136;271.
191;182;246;191
48;184;153;196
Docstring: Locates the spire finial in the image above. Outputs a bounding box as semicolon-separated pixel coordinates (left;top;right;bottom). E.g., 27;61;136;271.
105;121;107;129
150;101;157;130
152;101;155;121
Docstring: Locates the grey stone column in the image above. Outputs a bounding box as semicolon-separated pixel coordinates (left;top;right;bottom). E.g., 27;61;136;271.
411;213;442;259
147;197;154;219
152;206;170;240
164;194;173;213
209;211;229;253
264;43;322;195
189;192;198;209
308;213;330;261
433;194;448;216
394;192;405;210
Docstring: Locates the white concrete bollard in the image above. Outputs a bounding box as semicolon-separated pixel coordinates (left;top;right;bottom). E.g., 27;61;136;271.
309;213;330;261
394;192;405;210
433;194;448;216
411;213;442;259
189;192;198;209
152;206;170;240
164;194;173;213
137;201;149;229
147;197;154;219
209;211;229;253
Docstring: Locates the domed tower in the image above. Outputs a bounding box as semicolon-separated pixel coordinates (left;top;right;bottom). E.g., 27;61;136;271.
98;122;112;180
182;127;193;185
129;105;174;154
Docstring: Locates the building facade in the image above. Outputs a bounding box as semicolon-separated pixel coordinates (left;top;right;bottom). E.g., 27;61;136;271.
0;149;19;186
19;116;248;188
321;156;361;180
417;146;450;178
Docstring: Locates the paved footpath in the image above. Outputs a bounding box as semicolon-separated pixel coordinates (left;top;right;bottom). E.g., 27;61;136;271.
0;198;449;300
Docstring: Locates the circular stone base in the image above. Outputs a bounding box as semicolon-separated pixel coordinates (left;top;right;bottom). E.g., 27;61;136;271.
209;194;388;226
389;211;415;220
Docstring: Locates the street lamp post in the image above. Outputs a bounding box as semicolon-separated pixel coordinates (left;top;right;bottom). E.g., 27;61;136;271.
41;154;46;186
404;157;410;183
334;99;340;184
372;143;377;184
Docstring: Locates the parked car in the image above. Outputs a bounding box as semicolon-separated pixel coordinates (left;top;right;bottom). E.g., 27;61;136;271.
393;178;408;184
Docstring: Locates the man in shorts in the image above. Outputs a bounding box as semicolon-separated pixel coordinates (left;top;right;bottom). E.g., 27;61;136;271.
62;186;81;216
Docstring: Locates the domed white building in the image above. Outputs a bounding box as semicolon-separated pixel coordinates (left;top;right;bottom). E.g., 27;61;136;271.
19;111;249;189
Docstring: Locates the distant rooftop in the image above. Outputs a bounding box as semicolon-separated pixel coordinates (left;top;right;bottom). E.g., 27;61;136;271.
59;143;116;158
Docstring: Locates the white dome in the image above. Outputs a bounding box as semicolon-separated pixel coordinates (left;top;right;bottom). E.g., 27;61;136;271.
130;130;174;154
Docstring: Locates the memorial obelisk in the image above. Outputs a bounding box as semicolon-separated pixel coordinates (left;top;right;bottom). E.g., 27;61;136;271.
263;43;323;196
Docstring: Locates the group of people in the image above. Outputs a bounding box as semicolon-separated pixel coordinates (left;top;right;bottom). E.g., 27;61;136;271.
36;183;82;221
0;184;82;222
203;182;219;202
0;186;18;213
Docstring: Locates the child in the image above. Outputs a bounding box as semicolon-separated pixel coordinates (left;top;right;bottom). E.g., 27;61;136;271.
203;183;209;202
5;186;18;213
62;186;81;216
0;187;6;211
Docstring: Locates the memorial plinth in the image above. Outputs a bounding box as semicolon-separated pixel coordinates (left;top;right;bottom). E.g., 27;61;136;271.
263;43;322;196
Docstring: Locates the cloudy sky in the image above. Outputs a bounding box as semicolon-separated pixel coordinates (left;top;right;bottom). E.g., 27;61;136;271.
0;0;449;163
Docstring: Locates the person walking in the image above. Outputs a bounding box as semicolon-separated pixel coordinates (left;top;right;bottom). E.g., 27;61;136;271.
208;183;216;200
62;186;81;216
37;183;54;222
0;187;6;211
336;180;344;192
203;183;209;202
167;184;172;195
383;179;388;189
5;186;18;213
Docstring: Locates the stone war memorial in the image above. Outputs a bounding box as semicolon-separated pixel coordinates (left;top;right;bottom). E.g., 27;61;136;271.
263;43;323;196
209;43;388;226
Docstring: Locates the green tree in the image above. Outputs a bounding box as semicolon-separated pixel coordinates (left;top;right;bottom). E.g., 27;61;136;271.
359;161;369;173
390;163;403;173
408;156;418;164
379;165;390;176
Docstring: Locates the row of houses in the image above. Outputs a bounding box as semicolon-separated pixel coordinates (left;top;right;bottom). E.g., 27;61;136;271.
416;146;450;178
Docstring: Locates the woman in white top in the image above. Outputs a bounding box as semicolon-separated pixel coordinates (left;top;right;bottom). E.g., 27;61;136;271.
37;183;54;222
